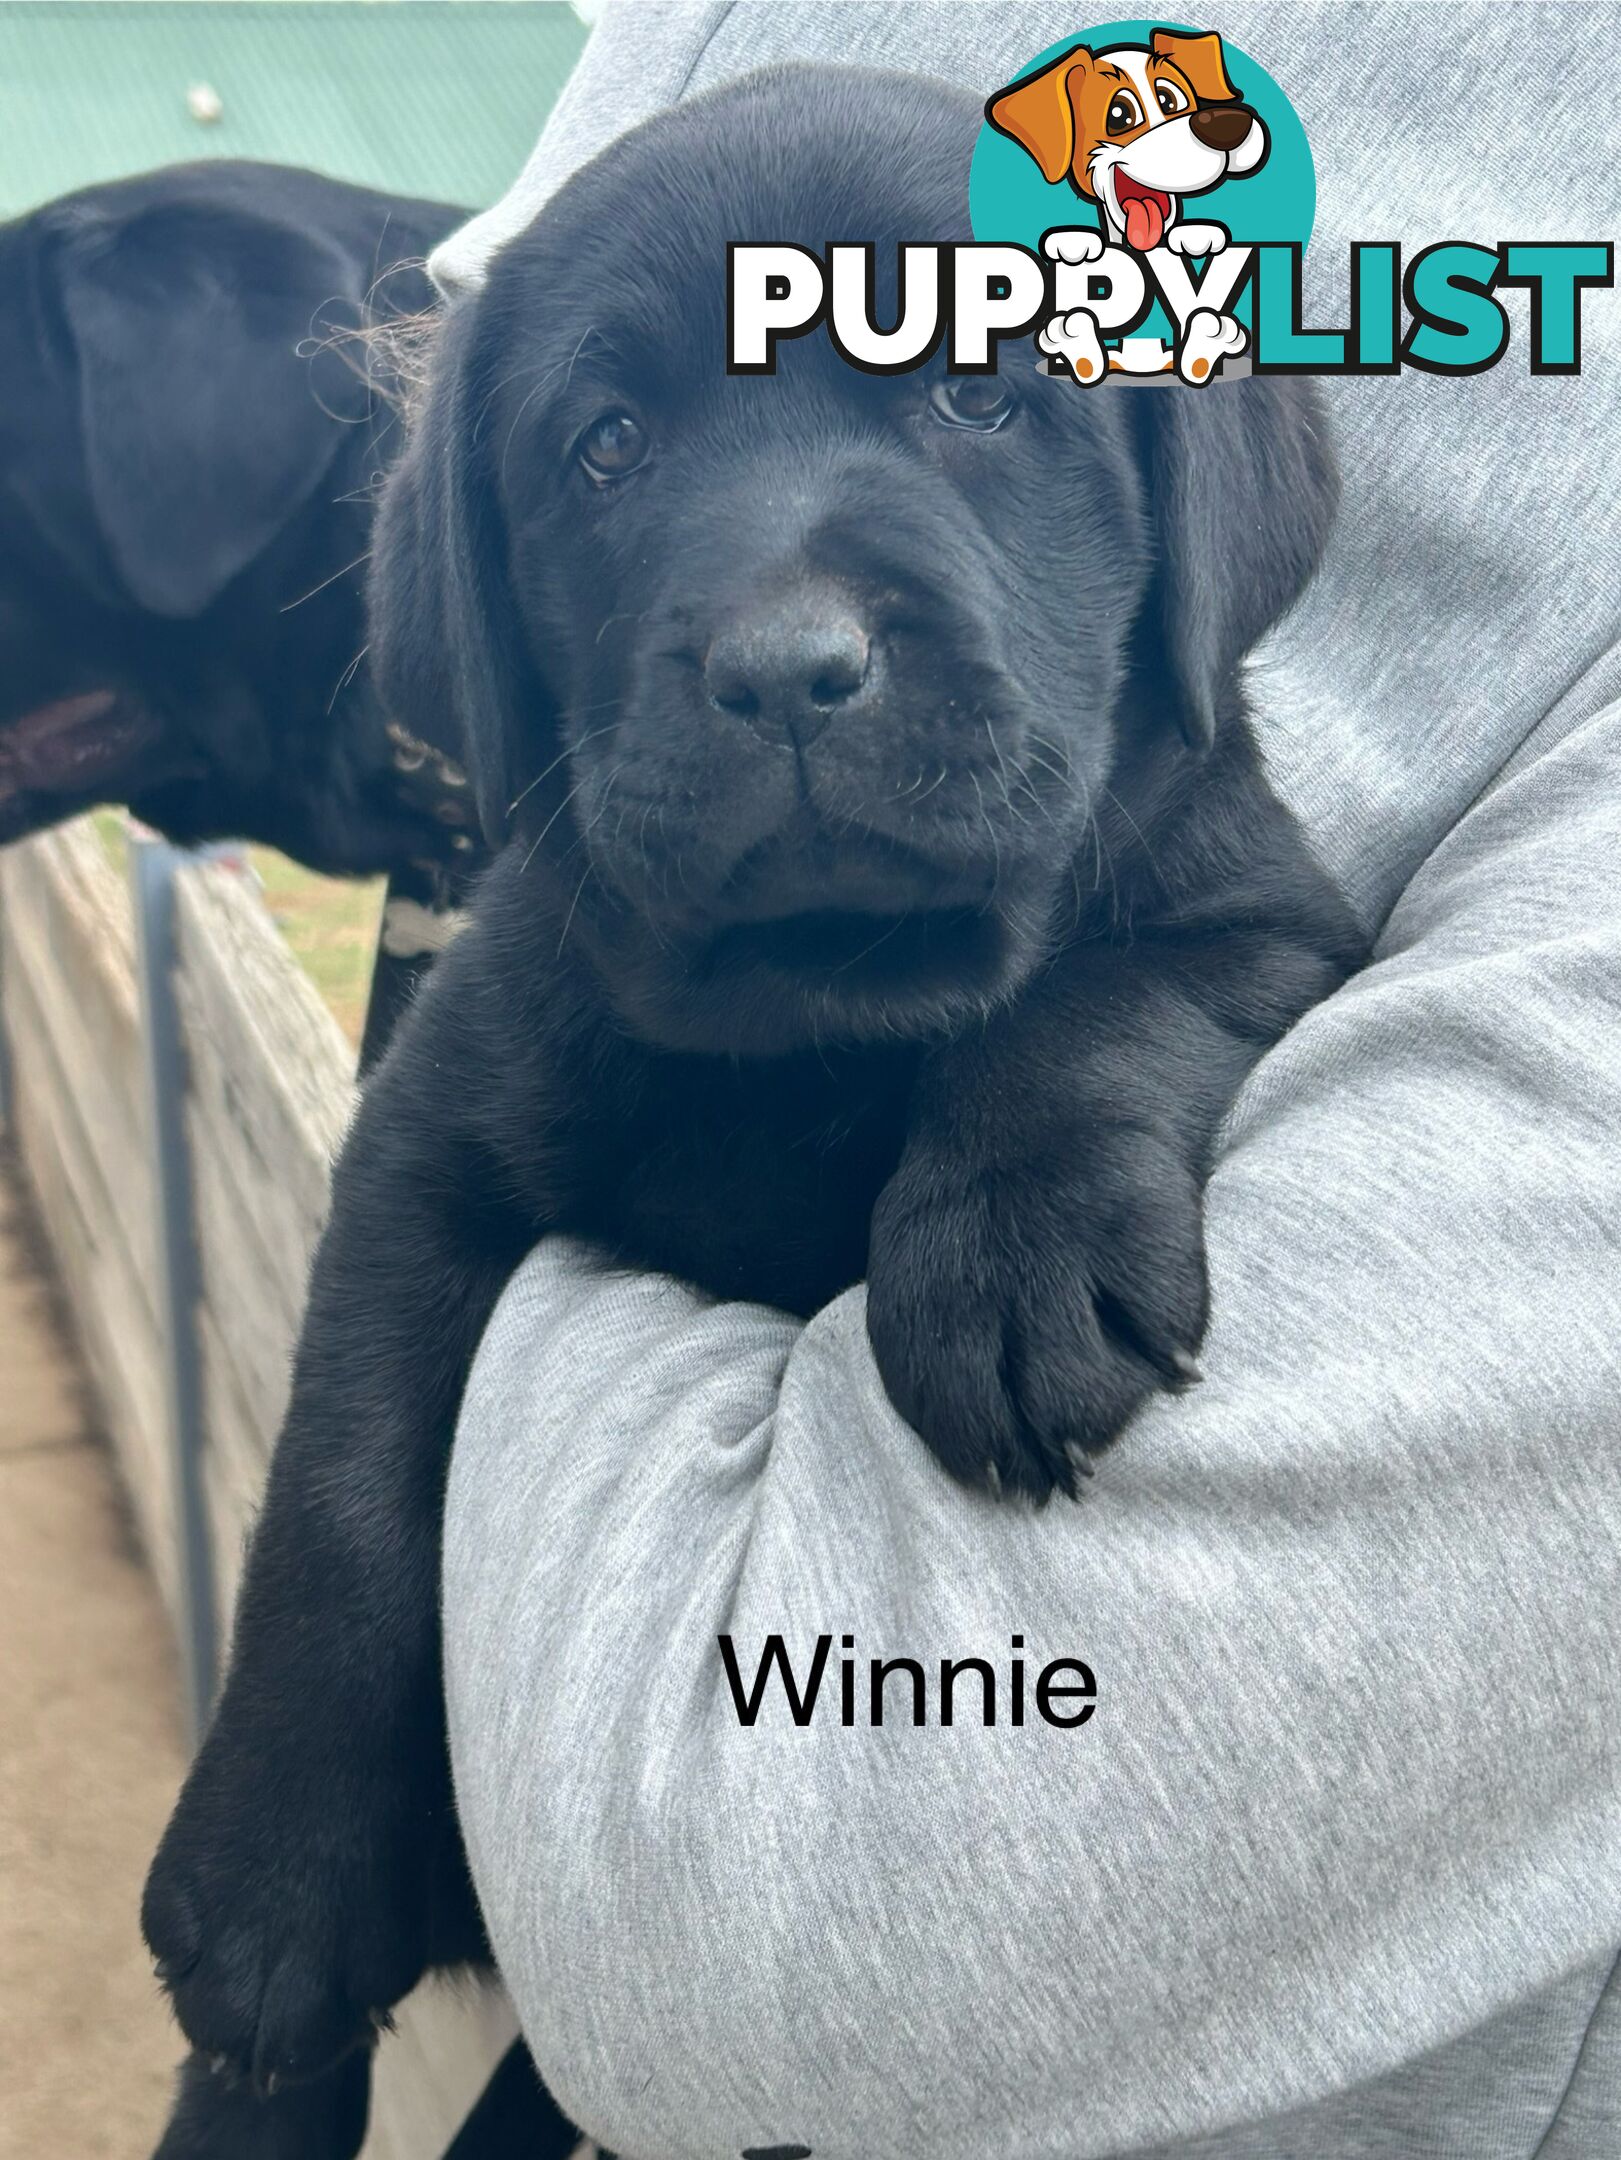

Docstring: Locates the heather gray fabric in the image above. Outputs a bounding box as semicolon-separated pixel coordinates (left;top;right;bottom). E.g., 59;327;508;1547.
442;7;1621;2155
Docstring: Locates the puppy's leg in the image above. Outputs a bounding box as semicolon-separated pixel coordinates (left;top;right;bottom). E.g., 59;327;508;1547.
143;906;544;2099
867;789;1359;1497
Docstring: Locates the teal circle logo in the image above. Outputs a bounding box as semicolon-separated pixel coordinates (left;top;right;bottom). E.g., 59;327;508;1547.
970;22;1314;377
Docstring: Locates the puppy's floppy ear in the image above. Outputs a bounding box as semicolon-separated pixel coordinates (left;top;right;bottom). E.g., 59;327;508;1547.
1149;28;1239;104
985;46;1093;185
42;199;365;617
369;302;531;850
1139;378;1338;752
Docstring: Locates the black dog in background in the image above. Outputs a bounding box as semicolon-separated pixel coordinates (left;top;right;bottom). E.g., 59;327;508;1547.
143;67;1365;2160
0;162;475;1054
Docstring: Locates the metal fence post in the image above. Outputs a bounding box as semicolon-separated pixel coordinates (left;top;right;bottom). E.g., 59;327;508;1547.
130;829;218;1750
0;914;13;1130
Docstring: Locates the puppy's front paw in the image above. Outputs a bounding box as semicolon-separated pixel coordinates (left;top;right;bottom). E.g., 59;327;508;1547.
1177;306;1247;383
143;1728;427;2094
1163;221;1229;257
866;1132;1207;1499
153;2047;370;2160
1038;308;1107;385
1043;226;1106;266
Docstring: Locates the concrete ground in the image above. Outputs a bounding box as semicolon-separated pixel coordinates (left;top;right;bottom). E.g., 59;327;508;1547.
0;1153;187;2159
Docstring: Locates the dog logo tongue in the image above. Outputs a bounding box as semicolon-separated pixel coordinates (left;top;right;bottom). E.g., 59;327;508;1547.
1118;179;1168;252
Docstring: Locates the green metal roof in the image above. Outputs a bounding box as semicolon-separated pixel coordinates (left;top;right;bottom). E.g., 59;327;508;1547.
0;3;588;217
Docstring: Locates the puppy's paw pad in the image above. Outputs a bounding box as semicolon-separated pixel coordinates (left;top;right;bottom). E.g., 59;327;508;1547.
1037;308;1106;384
1178;307;1248;383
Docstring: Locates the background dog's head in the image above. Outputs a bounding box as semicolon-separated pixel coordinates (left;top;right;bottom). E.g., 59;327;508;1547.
372;65;1333;1057
0;164;461;868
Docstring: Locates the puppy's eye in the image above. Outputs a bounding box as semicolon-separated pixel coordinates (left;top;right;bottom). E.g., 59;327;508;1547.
1105;89;1144;135
928;377;1016;433
1154;79;1190;117
576;411;649;483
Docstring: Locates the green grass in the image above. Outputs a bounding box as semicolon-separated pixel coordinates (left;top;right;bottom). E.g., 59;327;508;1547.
90;811;383;1049
247;848;383;1051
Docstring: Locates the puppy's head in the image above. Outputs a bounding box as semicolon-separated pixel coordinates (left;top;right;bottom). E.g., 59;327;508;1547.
372;65;1331;1057
988;30;1268;247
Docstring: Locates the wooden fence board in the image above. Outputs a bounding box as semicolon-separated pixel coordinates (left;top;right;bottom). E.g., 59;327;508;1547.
181;1014;320;1343
1;826;512;2156
1;836;174;1613
4;974;175;1617
1;834;159;1312
172;860;353;1223
369;1983;522;2160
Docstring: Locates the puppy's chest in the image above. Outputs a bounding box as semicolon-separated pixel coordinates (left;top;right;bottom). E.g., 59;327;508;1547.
564;1050;918;1319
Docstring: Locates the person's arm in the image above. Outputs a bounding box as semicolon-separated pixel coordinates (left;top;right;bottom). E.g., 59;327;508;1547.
444;691;1621;2158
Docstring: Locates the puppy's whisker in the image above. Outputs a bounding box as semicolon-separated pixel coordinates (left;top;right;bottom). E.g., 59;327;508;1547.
472;355;558;438
554;860;597;960
828;912;910;976
1086;797;1119;922
280;549;373;614
507;723;618;816
553;768;625;871
1102;786;1161;880
498;325;601;483
968;771;1004;896
981;719;1026;828
327;642;370;714
476;323;610;431
983;752;1029;832
519;772;592;874
1022;750;1072;804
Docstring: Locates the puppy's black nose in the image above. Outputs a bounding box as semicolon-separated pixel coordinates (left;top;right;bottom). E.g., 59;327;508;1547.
1189;104;1254;152
705;599;871;749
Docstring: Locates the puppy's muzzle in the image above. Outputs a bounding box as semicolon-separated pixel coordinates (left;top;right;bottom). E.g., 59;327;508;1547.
705;587;873;752
1189;104;1256;153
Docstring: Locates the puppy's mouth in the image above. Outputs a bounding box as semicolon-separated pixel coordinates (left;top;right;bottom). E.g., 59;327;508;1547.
704;903;994;984
1113;170;1173;251
696;824;1001;985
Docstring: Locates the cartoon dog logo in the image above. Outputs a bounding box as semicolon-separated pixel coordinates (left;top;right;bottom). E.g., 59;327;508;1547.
987;26;1268;383
988;27;1268;254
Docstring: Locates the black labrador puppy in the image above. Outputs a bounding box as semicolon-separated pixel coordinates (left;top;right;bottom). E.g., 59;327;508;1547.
0;161;470;879
143;66;1364;2159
